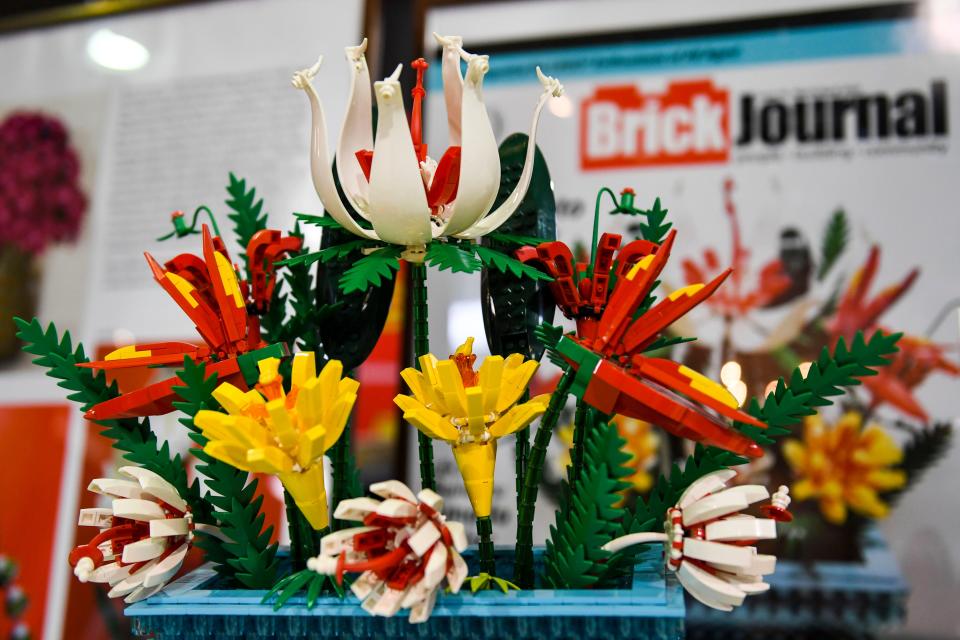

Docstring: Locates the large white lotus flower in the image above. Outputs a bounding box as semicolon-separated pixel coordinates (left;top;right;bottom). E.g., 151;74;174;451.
292;34;563;260
603;469;792;612
67;466;220;603
307;480;468;623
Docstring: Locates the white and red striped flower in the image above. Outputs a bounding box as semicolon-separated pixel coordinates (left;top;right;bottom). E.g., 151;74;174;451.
67;466;217;603
307;480;468;623
604;469;791;611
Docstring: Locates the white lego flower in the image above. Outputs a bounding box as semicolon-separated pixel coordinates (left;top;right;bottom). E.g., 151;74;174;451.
67;466;220;603
307;480;468;623
603;469;791;612
292;34;563;260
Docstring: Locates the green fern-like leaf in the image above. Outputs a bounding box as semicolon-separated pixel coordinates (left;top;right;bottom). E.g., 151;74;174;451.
225;173;268;273
543;416;633;589
293;212;344;229
14;317;207;520
426;242;482;274
637;197;672;244
817;209;849;281
171;358;279;588
278;240;369;269
886;422;953;508
475;245;552;282
485;232;548;247
339;246;402;293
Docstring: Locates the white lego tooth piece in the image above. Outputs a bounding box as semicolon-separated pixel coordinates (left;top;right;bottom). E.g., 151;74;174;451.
360;582;385;615
121;537;167;564
370;480;419;503
77;508;113;527
682;485;769;526
88;478;143;499
445;520;468;552
149;518;189;538
141;543;188;588
333;497;381;521
705;516;776;542
407;521;441;557
375;498;417;519
371;587;407;617
446;549;468;593
677;469;738;509
320;527;376;555
421;544;448;590
350;571;380;600
416;488;443;512
121;466;188;513
124;582;166;604
408;588;438;624
90;562;131;585
108;559;158;598
678;561;746;611
112;498;166;522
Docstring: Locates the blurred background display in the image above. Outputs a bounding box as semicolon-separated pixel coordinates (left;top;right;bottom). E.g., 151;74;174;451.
0;0;958;638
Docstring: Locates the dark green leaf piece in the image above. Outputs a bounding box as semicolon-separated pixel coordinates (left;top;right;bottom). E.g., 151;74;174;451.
467;573;520;593
339;246;402;293
293;212;344;229
278;240;370;269
636;197;672;244
817;209;849;281
543;417;633;589
171;357;279;588
886;421;953;508
426;242;482;274
486;232;549;246
475;245;553;282
14;318;206;520
263;569;345;610
225;173;268;273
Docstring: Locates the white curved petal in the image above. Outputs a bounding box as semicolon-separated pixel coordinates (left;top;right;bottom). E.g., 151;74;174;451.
434;33;464;146
141;542;189;588
88;478;143;500
438;54;500;236
677;469;737;509
370;479;418;502
336;39;374;219
683;485;769;526
683;538;753;569
120;466;187;513
678;561;745;611
706;516;777;542
369;68;432;246
292;58;378;241
601;532;669;553
455;67;563;239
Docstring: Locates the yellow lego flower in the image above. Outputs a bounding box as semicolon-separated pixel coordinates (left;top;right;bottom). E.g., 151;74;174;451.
394;338;549;518
194;353;358;530
782;411;906;524
613;416;659;493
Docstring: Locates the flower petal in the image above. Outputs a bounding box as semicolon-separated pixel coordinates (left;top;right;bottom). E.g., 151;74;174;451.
336;39;375;218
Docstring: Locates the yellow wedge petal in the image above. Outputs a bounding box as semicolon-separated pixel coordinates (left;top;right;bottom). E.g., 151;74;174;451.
436;360;468;417
488;399;547;438
204;441;253;472
291;352;317;387
478;356;504;414
299;423;327;468
295;378;323;426
400;368;445;413
265;398;298;449
395;395;459;442
496;359;538;413
246;446;293;474
211;383;253;415
321;391;357;450
318;360;344;412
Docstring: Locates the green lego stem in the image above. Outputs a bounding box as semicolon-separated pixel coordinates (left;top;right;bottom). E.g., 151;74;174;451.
411;262;436;492
476;516;496;576
589;188;619;277
284;491;304;569
515;390;530;512
514;367;575;588
570;400;589;486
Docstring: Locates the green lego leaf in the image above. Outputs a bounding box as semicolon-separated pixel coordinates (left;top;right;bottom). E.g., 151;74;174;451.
171;358;279;588
817;209;849;281
475;245;553;282
467;573;520;593
637;197;672;244
426;242;482;274
533;323;566;368
543;416;634;589
642;334;696;354
277;240;369;268
263;569;344;609
14;317;207;522
293;212;344;229
486;232;548;247
339;246;402;293
627;330;901;536
225;173;269;274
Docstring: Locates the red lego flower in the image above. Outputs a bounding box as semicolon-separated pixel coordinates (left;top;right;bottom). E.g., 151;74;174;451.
524;229;767;458
825;245;957;421
681;178;791;318
78;224;299;420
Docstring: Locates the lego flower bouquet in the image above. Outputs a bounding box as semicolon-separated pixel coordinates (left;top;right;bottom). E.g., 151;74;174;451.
0;112;88;359
18;35;907;639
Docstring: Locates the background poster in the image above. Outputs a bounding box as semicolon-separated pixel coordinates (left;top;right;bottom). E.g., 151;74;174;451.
422;5;960;632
